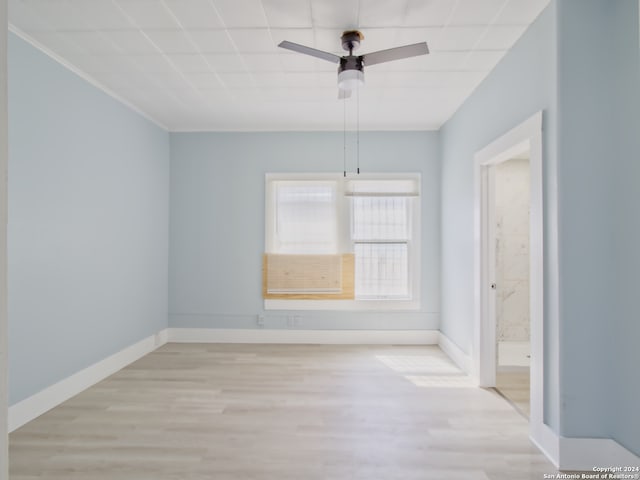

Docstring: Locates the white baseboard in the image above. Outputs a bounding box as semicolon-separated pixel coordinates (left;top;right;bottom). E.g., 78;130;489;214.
531;422;560;469
168;328;439;345
437;332;472;374
8;329;169;432
559;437;640;471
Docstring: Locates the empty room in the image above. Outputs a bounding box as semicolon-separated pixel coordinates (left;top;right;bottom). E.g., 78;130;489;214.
0;0;639;478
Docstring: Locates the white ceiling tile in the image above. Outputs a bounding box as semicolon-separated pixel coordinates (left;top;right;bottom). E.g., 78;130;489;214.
280;52;318;72
27;31;86;56
476;25;527;49
100;70;154;89
394;27;436;48
391;51;468;72
113;0;181;29
67;0;134;30
270;28;315;47
189;30;236;53
391;71;486;88
251;72;287;87
242;53;284;72
196;89;234;104
359;0;408;28
62;32;122;55
144;29;196;54
81;54;137;73
279;72;319;88
378;53;433;72
447;0;509;26
152;70;194;89
107;30;159;55
19;0;88;30
217;72;257;88
495;0;550;25
461;50;507;71
314;28;348;55
184;72;224;89
403;0;457;27
227;29;277;53
212;0;269;28
262;0;312;28
204;53;247;72
357;28;402;55
9;0;54;31
310;0;359;29
129;54;175;73
163;0;224;29
426;26;485;51
167;54;211;72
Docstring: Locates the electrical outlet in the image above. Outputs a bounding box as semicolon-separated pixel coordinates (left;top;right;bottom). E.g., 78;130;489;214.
294;315;301;327
287;315;294;328
257;315;265;327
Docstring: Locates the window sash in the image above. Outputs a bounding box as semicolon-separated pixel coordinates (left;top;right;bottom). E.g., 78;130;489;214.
354;242;409;299
273;181;337;254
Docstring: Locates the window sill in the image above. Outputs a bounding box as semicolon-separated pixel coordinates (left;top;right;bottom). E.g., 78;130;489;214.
264;299;421;311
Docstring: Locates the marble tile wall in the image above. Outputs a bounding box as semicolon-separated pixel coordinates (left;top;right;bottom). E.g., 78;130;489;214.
495;158;530;342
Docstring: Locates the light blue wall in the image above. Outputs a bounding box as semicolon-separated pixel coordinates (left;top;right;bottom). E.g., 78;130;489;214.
556;0;640;453
609;1;640;457
8;34;170;405
440;4;559;427
169;131;440;330
441;0;640;453
555;0;618;441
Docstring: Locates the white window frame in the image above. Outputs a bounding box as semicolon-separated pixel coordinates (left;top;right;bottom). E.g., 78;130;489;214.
264;173;421;311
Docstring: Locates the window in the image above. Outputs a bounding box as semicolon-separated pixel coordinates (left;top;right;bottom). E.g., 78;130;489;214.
265;173;420;310
272;181;337;254
352;196;411;299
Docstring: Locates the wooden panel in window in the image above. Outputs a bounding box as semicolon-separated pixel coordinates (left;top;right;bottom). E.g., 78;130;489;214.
263;254;354;300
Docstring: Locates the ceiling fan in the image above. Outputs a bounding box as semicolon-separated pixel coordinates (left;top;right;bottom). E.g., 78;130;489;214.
278;30;429;99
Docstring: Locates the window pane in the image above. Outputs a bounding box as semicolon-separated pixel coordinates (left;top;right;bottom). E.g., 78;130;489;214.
276;182;336;254
355;243;408;298
352;196;409;241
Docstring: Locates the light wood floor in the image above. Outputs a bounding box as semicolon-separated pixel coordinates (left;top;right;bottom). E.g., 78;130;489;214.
496;369;531;418
10;344;556;479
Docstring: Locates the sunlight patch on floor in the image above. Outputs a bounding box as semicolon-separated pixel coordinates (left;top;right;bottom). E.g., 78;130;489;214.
375;354;474;388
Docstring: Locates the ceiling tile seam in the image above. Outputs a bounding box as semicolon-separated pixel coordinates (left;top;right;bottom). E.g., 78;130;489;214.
20;24;535;35
258;0;286;81
443;0;461;28
111;0;204;106
459;0;512;69
161;0;228;97
205;0;254;91
7;23;169;131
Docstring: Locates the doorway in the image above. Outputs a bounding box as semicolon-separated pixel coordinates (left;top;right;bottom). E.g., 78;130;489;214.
473;111;544;442
493;155;531;418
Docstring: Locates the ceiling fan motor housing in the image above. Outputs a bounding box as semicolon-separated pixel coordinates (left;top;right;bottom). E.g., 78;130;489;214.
341;30;364;53
339;55;364;74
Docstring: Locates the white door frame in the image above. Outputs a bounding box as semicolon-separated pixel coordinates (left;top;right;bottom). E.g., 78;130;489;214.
473;111;544;438
0;0;9;477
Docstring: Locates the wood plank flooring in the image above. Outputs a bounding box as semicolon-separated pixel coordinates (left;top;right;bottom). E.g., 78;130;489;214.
496;369;531;418
10;344;557;479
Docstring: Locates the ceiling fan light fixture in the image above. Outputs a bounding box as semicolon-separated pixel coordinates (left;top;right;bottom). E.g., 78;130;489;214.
337;69;365;91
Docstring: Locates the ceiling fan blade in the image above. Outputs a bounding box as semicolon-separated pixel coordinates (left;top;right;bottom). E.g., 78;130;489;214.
278;41;341;64
338;89;352;100
361;42;429;67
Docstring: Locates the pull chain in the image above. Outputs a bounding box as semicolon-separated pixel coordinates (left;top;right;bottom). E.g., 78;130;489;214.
343;94;347;177
356;81;360;174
